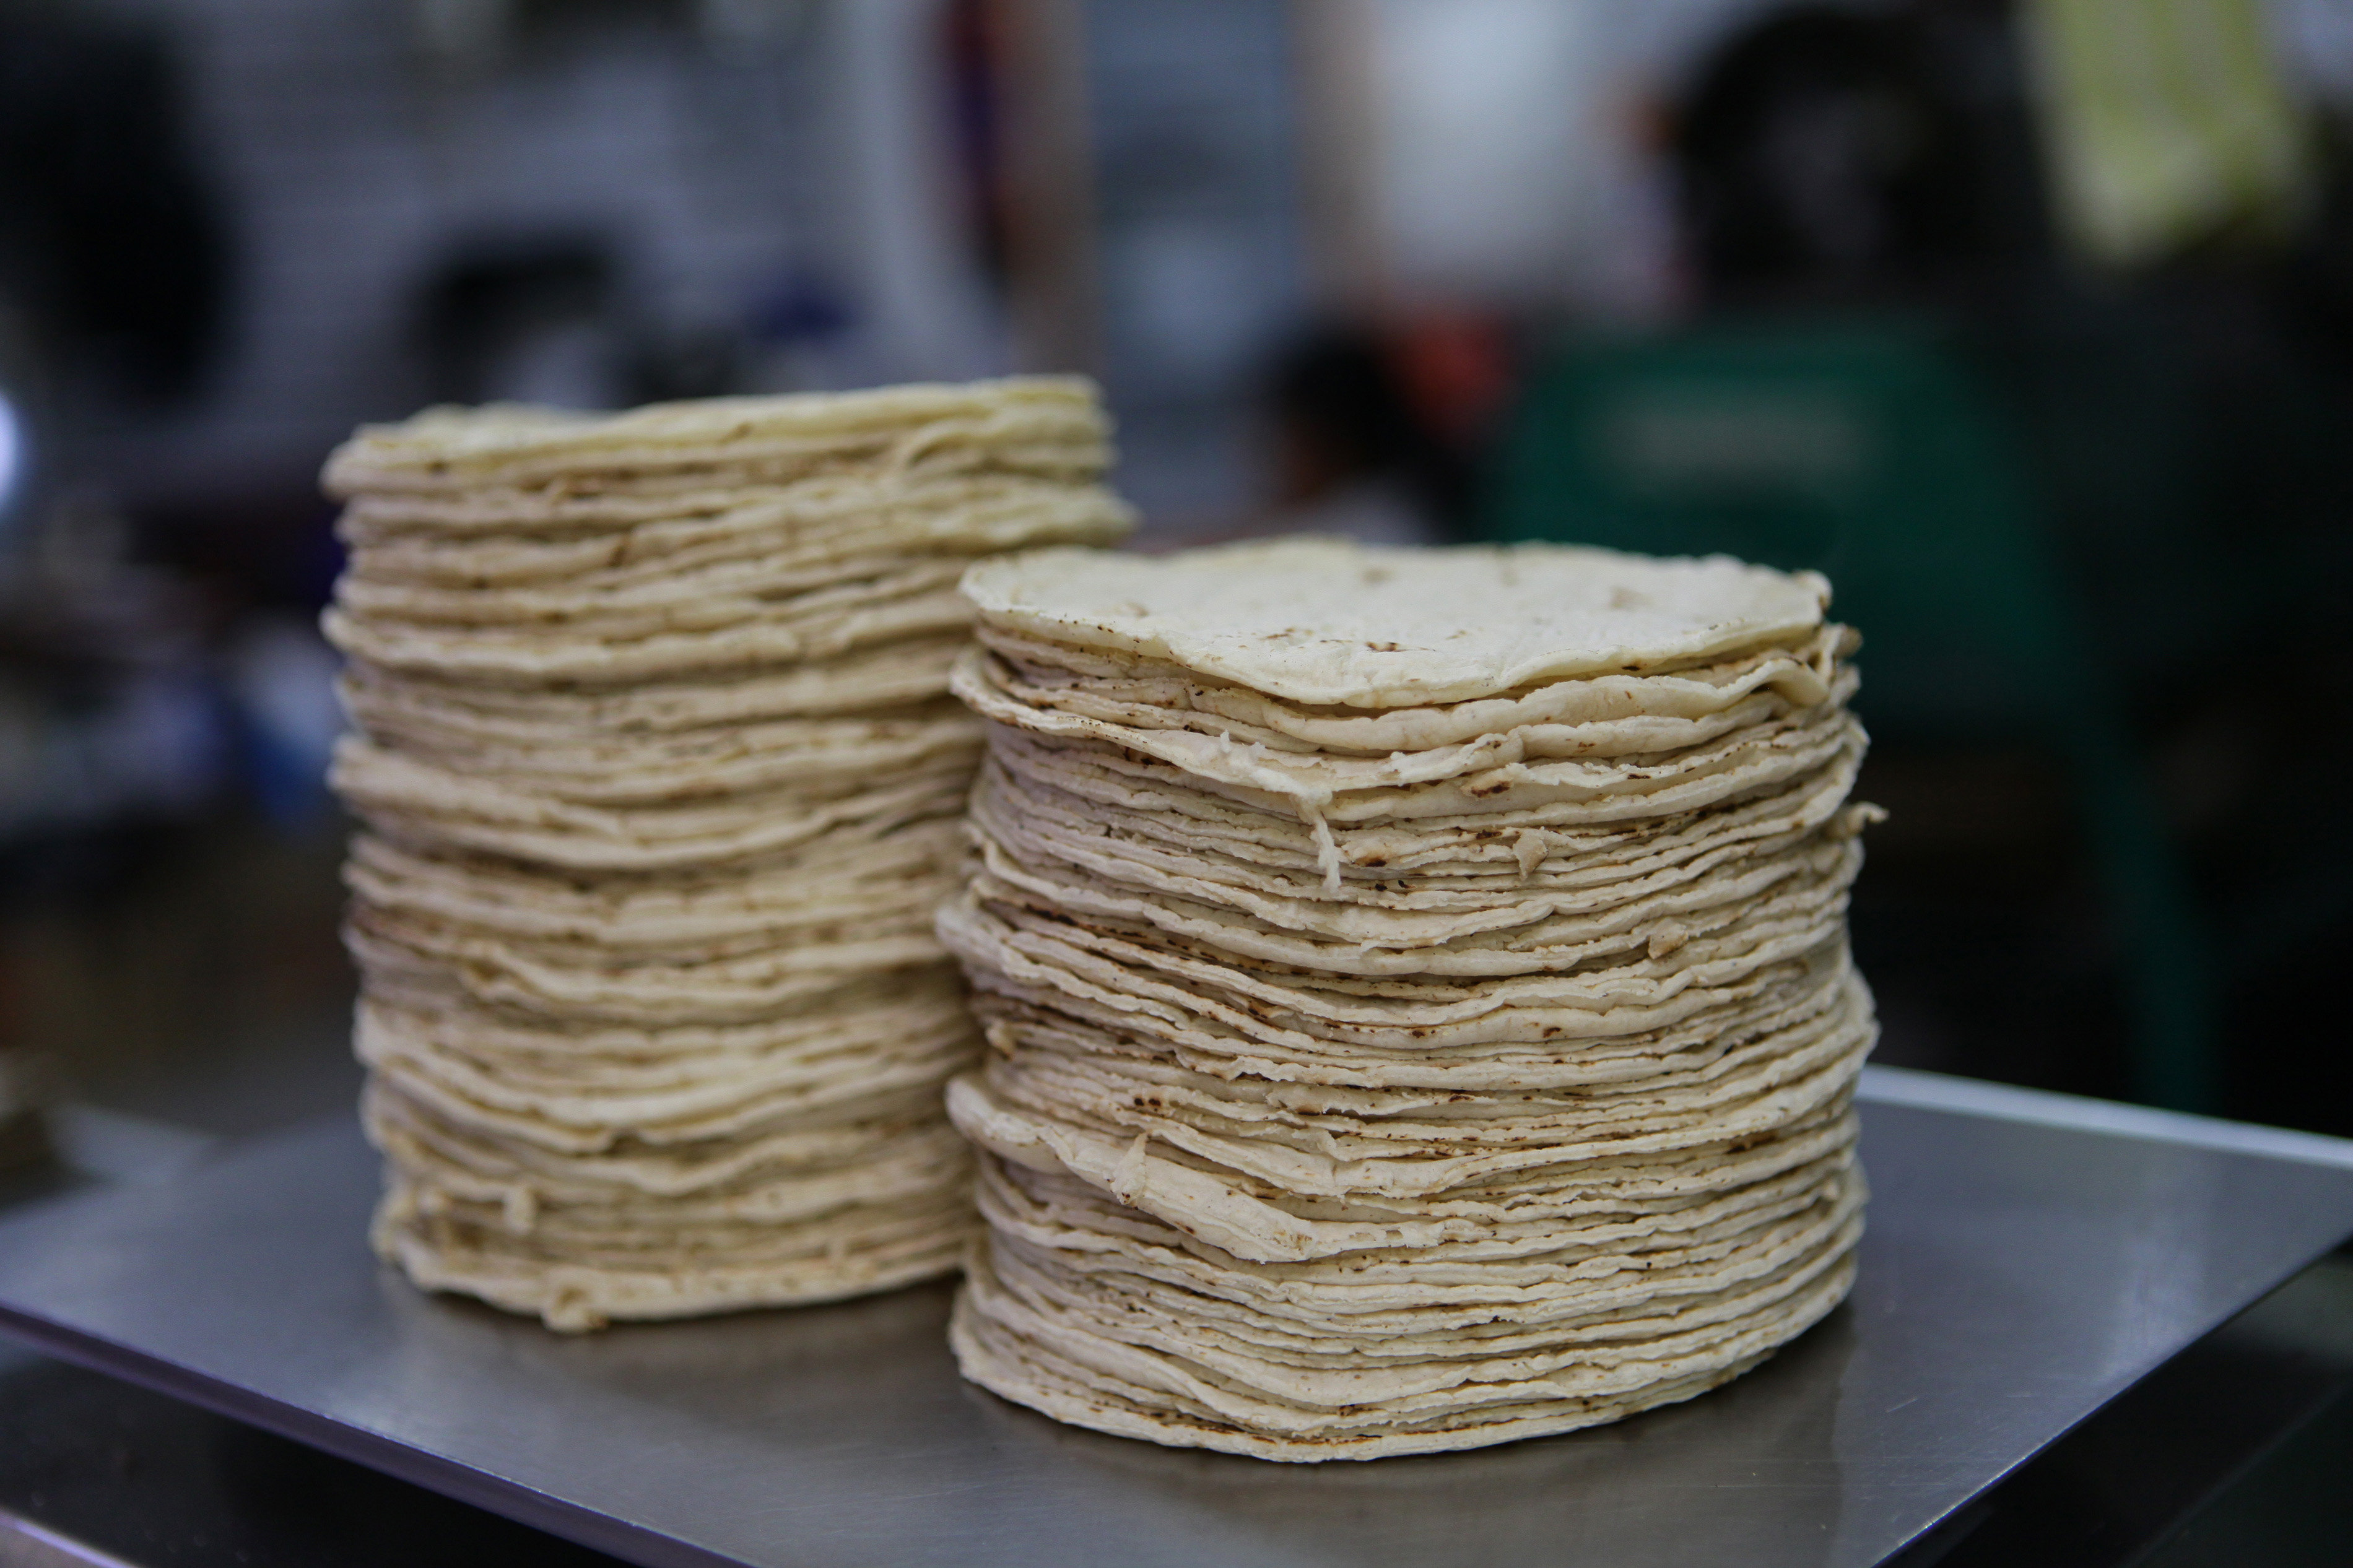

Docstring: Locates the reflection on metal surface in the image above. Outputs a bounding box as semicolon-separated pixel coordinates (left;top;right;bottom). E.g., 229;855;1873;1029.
0;395;21;527
0;1346;625;1567
42;1108;217;1189
0;1508;143;1568
0;1083;2349;1568
1893;1250;2353;1567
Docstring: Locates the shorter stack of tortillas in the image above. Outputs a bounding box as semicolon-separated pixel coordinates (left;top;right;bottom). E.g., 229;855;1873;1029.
939;538;1880;1459
321;379;1132;1330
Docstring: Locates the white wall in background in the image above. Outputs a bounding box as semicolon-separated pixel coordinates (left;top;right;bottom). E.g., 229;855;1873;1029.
1365;0;1598;308
86;0;1004;506
1355;0;1822;318
817;0;1011;387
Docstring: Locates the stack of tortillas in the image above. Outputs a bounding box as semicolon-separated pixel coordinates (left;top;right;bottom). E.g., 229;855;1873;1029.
939;537;1879;1459
320;378;1132;1331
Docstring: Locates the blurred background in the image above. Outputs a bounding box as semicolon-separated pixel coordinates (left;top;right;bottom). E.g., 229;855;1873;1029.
0;0;2348;1177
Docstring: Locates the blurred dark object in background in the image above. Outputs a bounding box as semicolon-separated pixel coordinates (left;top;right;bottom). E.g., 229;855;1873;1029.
1677;5;1986;307
1261;325;1461;545
0;0;229;408
417;235;752;409
0;0;229;578
419;237;629;409
0;0;334;1146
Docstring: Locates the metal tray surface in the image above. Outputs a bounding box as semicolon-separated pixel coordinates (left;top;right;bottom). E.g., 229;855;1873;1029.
2;1067;2351;1568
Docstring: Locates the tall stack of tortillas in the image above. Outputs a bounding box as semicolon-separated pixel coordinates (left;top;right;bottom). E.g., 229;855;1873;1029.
321;379;1132;1331
940;537;1879;1460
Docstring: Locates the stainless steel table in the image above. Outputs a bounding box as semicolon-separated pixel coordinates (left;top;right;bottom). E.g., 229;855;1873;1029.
2;1065;2351;1568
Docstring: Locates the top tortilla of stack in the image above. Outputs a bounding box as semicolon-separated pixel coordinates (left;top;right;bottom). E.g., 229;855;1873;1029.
325;377;1110;495
959;538;1832;708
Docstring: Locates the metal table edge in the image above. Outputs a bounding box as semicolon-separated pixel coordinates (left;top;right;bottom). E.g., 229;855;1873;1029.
1856;1066;2353;1171
0;1297;715;1568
